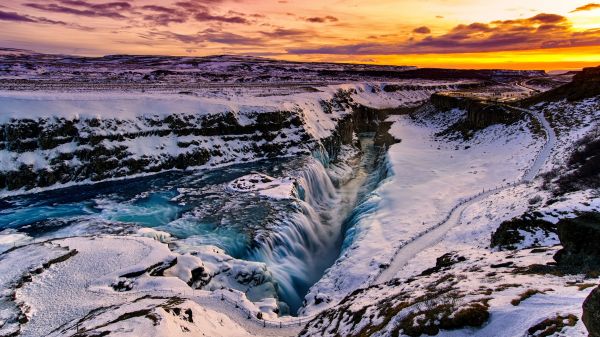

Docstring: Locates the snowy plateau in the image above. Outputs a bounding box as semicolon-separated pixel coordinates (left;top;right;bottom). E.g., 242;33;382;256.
0;49;599;337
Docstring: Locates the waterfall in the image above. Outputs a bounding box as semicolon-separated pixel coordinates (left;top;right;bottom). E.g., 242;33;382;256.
247;157;342;314
0;126;392;317
246;135;390;315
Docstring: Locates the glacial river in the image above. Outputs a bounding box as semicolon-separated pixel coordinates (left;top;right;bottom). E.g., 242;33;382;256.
0;135;384;314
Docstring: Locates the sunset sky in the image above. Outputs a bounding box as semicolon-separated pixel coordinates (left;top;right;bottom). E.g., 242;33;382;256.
0;0;599;70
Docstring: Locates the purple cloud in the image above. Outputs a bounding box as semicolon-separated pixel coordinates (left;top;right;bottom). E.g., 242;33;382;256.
413;26;431;34
145;29;264;45
305;16;338;23
193;10;248;24
0;10;36;22
0;8;93;30
25;1;130;19
139;4;188;25
260;28;307;38
288;13;600;55
141;5;180;14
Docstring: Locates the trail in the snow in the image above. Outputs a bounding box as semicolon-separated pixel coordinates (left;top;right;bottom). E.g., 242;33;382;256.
517;109;556;182
374;107;555;284
14;109;556;337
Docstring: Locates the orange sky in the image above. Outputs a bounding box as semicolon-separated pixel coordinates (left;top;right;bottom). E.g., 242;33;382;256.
0;0;599;70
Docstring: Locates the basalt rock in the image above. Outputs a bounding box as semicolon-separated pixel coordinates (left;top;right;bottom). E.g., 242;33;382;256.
0;111;309;192
420;252;466;276
491;215;556;250
320;103;401;161
583;285;600;337
0;94;409;192
431;93;521;130
553;212;600;274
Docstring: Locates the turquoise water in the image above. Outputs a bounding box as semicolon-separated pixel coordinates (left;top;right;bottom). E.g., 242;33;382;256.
0;136;385;315
0;158;329;312
0;159;292;243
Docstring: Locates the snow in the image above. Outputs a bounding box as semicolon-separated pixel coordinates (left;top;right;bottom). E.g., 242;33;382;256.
1;235;294;337
514;228;559;250
1;61;599;337
137;227;173;243
0;91;241;122
0;82;448;198
17;236;171;336
228;173;296;200
303;105;543;315
0;82;442;124
0;229;31;253
0;242;70;336
536;190;600;224
373;105;556;283
388;184;596;337
51;297;255;337
302;96;600;336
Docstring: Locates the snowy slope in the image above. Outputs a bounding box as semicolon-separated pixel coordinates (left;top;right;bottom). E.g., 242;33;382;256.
302;96;600;336
0;82;459;196
0;52;589;337
1;235;293;337
301;104;542;315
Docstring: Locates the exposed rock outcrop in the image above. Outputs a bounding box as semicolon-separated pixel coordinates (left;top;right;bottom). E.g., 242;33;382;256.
553;132;600;195
319;92;404;160
431;93;522;129
553;212;600;274
420;252;466;276
583;286;600;337
0;84;410;194
490;214;556;250
0;110;308;191
522;66;600;105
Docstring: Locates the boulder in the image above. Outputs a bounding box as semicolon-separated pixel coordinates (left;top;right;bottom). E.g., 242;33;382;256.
491;215;556;250
583;286;600;337
554;212;600;273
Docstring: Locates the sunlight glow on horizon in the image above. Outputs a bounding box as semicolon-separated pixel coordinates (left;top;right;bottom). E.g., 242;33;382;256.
0;0;599;70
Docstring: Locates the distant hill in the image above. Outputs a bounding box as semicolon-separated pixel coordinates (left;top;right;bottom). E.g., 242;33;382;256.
0;47;39;56
0;48;547;86
521;66;600;105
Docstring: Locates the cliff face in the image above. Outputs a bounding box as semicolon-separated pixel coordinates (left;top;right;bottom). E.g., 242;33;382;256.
522;66;600;105
0;81;445;194
320;100;406;161
0;111;310;191
0;102;402;193
430;93;521;129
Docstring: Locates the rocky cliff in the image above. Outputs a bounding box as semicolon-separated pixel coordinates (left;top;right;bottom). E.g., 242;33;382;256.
0;85;412;194
0;110;310;192
430;93;522;129
584;286;600;337
522;65;600;105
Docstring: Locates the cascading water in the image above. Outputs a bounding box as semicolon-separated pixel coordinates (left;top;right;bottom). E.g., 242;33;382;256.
0;133;388;316
340;142;393;253
245;133;386;314
247;157;340;313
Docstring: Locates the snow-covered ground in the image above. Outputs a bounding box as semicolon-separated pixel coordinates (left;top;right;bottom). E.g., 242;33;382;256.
1;235;311;337
371;107;555;283
302;104;543;315
0;55;597;337
301;96;600;336
0;82;458;197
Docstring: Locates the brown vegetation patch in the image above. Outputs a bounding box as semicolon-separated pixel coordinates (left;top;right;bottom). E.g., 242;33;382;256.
396;297;490;337
511;289;547;306
526;314;578;337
